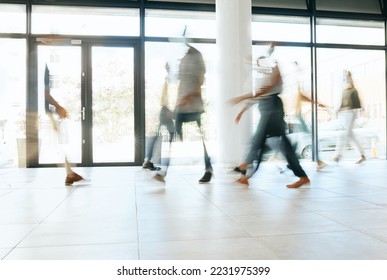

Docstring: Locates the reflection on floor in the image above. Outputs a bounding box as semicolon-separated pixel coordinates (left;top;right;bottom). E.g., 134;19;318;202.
1;159;387;260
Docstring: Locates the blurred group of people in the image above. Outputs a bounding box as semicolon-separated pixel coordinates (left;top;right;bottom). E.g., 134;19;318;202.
43;39;366;188
142;42;367;189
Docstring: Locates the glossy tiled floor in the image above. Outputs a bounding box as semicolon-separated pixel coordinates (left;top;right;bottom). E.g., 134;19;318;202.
1;159;387;260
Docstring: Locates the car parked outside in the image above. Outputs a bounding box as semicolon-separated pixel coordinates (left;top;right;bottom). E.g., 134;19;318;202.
265;118;378;159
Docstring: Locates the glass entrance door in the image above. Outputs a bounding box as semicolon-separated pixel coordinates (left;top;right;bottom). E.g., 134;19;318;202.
90;46;135;163
37;45;82;165
36;43;136;166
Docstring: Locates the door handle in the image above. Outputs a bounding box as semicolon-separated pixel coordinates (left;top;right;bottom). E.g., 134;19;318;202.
82;107;85;120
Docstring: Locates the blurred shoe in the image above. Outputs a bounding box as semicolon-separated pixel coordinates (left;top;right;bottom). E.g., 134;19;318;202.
65;172;84;186
233;166;246;175
286;176;310;188
199;171;212;183
236;176;249;186
142;160;160;171
316;160;327;171
355;155;366;164
153;173;165;182
332;156;340;163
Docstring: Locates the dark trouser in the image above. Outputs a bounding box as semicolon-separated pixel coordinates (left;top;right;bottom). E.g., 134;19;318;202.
174;112;212;172
244;95;307;178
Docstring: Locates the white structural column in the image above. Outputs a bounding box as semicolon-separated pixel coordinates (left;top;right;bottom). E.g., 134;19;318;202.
215;0;252;166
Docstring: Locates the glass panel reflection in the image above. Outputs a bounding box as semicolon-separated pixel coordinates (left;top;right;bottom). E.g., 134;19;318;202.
92;47;135;163
32;5;139;36
37;45;82;165
317;48;386;161
0;4;26;34
316;0;381;14
0;39;26;168
252;15;310;43
145;9;216;39
316;18;385;45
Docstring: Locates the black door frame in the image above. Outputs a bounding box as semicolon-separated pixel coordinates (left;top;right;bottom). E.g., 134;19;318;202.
27;36;142;167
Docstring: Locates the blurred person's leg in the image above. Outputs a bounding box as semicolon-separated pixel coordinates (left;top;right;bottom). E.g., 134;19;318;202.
278;135;309;188
345;110;366;163
333;111;348;162
143;125;162;171
174;113;184;141
236;112;270;185
59;118;83;186
194;114;213;183
153;119;175;182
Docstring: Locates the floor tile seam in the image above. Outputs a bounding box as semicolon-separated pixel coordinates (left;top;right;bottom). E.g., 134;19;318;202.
272;194;387;206
0;248;14;260
251;236;281;260
357;228;387;244
0;169;24;176
0;222;42;227
2;187;79;259
0;188;18;199
136;236;282;260
287;205;385;213
318;189;387;197
187;185;264;237
319;175;385;189
309;209;387;231
253;228;357;239
12;241;138;250
346;196;387;207
259;189;348;202
135;226;254;244
134;180;143;261
314;207;387;215
137;235;261;245
0;180;36;192
1;223;43;260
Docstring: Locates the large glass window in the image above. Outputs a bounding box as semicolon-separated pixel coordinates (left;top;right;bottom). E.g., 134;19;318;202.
252;15;310;43
145;9;216;39
316;18;385;46
32;5;139;36
0;4;26;34
0;39;26;168
316;48;386;161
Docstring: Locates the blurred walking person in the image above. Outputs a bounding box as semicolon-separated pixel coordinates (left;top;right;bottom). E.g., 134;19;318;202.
229;44;309;188
154;45;213;183
143;63;175;177
333;70;366;164
44;64;84;186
